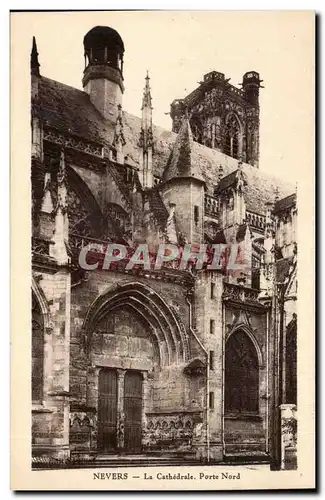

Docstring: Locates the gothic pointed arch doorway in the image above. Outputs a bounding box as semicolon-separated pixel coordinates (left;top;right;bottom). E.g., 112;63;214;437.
81;282;192;456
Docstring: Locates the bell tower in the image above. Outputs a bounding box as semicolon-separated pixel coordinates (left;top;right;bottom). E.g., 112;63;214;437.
170;69;263;167
82;26;125;122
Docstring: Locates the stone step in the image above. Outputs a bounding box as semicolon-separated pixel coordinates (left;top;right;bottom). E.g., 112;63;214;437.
32;452;271;470
225;442;266;453
223;451;270;465
32;453;203;470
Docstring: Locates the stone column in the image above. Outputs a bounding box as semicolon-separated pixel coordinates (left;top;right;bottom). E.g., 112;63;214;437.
116;369;126;452
279;403;297;470
142;372;149;451
86;366;100;453
31;113;43;160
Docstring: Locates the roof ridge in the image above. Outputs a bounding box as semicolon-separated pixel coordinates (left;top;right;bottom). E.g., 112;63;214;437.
40;76;87;94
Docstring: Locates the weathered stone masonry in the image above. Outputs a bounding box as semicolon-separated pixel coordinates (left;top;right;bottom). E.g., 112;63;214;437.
31;25;297;468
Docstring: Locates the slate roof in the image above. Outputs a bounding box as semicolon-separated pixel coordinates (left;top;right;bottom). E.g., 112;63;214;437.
162;118;205;183
36;76;295;217
274;193;297;214
215;170;243;193
38;77;113;146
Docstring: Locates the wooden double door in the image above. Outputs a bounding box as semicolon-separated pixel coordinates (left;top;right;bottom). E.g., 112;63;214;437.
98;369;143;454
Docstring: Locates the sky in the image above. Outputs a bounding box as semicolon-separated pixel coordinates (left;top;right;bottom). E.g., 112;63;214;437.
11;10;314;183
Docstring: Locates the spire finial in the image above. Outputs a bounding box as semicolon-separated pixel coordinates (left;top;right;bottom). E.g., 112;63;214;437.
142;71;153;110
31;36;40;77
274;186;280;203
117;103;123;120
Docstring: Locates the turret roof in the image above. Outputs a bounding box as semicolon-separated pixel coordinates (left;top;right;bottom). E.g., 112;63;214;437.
162;117;205;184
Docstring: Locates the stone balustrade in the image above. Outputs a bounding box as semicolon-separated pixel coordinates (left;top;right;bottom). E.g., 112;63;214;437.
204;194;219;218
246;211;266;231
222;281;260;304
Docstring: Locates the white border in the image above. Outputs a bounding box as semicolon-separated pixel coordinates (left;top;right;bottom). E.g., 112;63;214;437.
5;3;321;499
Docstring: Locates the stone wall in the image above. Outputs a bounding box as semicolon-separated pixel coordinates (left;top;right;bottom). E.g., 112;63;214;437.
32;268;71;459
194;271;224;459
68;268;206;455
160;179;205;245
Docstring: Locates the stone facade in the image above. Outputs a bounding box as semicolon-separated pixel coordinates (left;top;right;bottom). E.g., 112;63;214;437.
30;26;297;469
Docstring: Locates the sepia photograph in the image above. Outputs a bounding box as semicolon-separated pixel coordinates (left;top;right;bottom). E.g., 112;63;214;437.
10;10;315;490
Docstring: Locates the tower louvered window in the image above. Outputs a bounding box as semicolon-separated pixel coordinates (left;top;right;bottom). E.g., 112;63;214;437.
225;115;240;159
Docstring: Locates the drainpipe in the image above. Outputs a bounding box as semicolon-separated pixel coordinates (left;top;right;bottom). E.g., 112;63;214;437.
271;266;279;470
186;295;210;463
272;275;286;470
277;284;286;468
221;300;225;457
266;307;269;454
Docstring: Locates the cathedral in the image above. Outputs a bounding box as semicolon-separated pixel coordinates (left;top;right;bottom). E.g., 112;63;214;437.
31;26;297;469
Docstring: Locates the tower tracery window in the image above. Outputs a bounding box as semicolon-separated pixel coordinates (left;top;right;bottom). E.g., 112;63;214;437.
225;115;241;159
247;122;255;163
190;118;203;145
211;123;216;148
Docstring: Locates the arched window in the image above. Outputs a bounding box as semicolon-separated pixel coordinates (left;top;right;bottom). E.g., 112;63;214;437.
224;115;241;159
211;123;216;148
32;293;44;403
225;330;259;414
247;123;255;164
252;254;261;290
190;118;203;145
